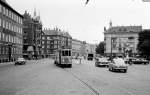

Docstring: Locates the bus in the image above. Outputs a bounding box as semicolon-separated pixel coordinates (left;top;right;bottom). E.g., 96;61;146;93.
54;49;72;68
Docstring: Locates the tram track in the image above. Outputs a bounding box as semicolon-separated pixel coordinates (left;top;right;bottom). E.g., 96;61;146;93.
63;68;100;95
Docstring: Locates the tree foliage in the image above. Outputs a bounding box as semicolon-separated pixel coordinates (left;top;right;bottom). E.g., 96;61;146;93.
137;29;150;58
95;41;105;55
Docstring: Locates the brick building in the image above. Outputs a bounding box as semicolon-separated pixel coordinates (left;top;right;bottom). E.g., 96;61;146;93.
0;0;23;62
42;28;72;58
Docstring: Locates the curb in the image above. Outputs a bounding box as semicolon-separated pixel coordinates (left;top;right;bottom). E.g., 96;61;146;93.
0;62;14;67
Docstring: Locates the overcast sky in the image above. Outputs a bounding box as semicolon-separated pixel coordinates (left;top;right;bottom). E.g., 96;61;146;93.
6;0;150;44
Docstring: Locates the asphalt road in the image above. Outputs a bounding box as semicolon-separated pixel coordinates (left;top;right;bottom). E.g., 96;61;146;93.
0;58;150;95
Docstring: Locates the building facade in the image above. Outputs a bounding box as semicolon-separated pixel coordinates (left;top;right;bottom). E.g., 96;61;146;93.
0;0;23;62
42;28;72;58
71;39;96;59
72;39;83;58
23;11;43;59
104;25;142;57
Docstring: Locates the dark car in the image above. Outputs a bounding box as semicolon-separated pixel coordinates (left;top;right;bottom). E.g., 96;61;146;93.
15;58;26;65
132;58;149;64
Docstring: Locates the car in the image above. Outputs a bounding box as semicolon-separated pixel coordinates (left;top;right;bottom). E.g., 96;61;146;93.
124;57;134;65
132;58;149;64
109;58;128;73
95;57;111;67
15;57;26;65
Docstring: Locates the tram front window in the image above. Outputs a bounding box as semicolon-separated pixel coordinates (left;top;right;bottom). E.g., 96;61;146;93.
62;50;71;56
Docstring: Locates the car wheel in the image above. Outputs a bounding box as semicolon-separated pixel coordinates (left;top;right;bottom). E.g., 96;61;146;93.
124;69;127;73
109;67;111;71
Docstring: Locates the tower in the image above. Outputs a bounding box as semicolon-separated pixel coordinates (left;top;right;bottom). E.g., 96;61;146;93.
109;20;112;28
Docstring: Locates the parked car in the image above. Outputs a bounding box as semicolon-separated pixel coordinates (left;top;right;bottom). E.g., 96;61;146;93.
132;58;149;64
109;58;128;73
15;57;26;65
95;57;110;67
124;57;134;65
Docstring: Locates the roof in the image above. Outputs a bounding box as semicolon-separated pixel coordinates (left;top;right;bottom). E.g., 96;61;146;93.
43;29;72;38
0;0;23;18
105;26;142;34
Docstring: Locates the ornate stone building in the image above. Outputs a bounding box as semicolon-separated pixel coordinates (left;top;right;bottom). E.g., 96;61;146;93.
23;11;43;59
104;25;142;57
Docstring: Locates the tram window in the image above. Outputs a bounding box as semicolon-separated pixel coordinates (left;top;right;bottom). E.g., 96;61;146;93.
62;50;71;56
62;51;65;56
69;51;71;56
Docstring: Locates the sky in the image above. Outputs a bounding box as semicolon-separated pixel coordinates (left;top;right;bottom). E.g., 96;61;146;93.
6;0;150;44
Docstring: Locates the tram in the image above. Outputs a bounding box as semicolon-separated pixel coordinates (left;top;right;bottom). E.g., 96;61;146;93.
54;48;72;68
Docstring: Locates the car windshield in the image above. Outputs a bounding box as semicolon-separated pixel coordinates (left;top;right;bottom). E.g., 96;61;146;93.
98;58;108;62
18;58;24;61
113;58;125;65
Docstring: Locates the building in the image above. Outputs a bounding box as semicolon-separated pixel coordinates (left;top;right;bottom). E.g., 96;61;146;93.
42;28;72;58
23;11;43;59
71;39;96;59
0;0;23;62
104;24;142;57
72;38;83;58
85;43;96;58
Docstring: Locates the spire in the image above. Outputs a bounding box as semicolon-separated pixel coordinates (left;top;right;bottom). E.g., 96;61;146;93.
33;7;37;19
109;20;112;28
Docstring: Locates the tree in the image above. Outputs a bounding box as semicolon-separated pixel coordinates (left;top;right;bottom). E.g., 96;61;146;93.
137;29;150;59
95;41;105;55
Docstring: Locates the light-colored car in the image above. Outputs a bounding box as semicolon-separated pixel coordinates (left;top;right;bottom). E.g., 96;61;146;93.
109;58;128;73
95;57;110;67
15;57;26;65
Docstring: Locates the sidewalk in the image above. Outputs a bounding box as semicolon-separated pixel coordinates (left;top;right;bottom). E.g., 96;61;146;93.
0;61;14;67
0;59;41;67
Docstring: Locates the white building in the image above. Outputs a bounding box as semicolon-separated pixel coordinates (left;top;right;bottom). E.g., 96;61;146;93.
104;25;142;57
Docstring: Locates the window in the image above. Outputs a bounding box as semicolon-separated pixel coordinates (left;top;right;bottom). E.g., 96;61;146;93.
6;8;8;16
5;35;8;42
9;11;11;18
54;45;57;49
54;41;57;44
128;37;134;40
62;50;71;56
6;21;8;29
9;23;11;30
0;18;1;26
20;28;22;34
111;37;117;43
3;7;5;15
0;4;2;13
3;20;5;28
0;32;1;40
11;12;13;19
112;43;117;50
